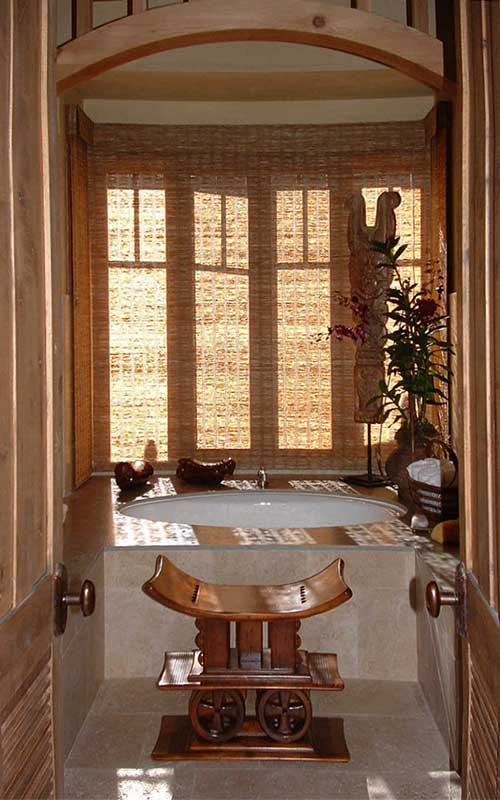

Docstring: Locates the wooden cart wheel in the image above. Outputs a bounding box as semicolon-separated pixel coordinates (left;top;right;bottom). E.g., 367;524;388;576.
189;689;245;743
256;689;312;743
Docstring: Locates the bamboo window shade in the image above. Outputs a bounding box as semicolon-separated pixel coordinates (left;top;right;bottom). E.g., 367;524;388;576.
193;178;251;450
85;123;432;473
273;179;332;450
105;173;168;463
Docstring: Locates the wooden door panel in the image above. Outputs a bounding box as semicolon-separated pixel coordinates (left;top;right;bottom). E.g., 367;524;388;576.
458;1;500;798
465;579;500;800
0;0;61;797
0;0;16;621
0;652;54;800
11;0;49;600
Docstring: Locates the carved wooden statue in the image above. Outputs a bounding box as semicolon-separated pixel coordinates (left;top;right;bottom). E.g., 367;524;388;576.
142;555;353;761
346;190;401;422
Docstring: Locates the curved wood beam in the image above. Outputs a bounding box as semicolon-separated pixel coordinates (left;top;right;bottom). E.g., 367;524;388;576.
57;0;447;95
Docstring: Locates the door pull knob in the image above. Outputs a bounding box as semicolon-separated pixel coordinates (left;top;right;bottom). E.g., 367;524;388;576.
425;563;467;637
54;563;96;635
425;581;459;618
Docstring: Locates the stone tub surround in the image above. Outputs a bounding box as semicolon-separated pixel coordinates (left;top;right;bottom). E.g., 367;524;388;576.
62;475;460;764
64;475;460;558
416;556;460;770
62;551;104;761
104;547;417;680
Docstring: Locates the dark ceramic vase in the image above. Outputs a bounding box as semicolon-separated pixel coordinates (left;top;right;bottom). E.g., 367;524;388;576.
385;421;437;504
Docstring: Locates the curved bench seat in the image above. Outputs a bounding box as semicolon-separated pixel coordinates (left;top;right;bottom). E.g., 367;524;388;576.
142;555;352;621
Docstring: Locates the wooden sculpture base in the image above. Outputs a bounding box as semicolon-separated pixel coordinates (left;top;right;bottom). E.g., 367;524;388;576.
151;715;350;762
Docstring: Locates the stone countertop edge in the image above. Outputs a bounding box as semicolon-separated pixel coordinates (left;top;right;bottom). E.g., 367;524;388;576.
63;476;460;590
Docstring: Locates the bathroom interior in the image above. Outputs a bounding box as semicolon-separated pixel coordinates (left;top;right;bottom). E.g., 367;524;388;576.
1;2;499;800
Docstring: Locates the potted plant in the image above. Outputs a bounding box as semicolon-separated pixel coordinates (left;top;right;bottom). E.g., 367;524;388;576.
372;237;453;496
321;237;453;497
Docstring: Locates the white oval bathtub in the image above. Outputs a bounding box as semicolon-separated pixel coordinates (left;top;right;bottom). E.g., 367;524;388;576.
121;490;405;528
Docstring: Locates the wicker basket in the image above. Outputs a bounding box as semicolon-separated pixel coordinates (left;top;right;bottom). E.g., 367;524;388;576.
407;440;459;525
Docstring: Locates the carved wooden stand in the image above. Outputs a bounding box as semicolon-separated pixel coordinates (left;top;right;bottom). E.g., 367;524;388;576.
142;556;353;761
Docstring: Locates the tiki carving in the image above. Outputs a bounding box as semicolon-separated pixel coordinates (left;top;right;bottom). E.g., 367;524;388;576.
345;190;401;422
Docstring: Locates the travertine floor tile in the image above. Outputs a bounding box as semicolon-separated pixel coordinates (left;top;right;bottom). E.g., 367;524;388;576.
355;717;450;772
190;761;370;800
91;678;186;716
66;714;152;769
366;771;461;800
312;680;428;719
65;679;460;800
65;765;195;800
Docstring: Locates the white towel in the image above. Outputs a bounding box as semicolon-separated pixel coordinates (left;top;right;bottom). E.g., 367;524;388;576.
407;457;456;487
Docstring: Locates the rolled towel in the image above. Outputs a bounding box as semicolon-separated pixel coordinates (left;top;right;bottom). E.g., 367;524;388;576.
407;458;456;487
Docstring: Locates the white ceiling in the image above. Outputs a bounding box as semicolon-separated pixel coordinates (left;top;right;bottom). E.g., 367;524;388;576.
114;42;387;74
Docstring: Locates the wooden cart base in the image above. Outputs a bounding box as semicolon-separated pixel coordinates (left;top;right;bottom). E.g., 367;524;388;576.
152;715;350;762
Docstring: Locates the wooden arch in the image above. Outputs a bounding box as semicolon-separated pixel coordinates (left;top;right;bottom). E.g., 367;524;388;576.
56;0;446;94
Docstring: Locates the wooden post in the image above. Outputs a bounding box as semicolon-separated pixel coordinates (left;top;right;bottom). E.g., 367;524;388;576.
201;620;230;670
408;0;429;34
354;0;373;11
127;0;148;14
236;621;263;668
268;621;297;669
72;0;92;38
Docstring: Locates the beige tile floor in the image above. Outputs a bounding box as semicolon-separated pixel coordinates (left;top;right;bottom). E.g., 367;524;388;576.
65;679;461;800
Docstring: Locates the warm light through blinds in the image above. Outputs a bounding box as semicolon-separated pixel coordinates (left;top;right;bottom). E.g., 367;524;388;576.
109;268;168;461
107;178;168;462
194;185;250;449
139;189;166;262
307;190;330;263
275;184;332;449
107;189;134;261
277;269;332;449
89;125;432;473
276;191;304;263
394;187;422;264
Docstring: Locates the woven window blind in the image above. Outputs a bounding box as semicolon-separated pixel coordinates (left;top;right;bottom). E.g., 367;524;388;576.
87;123;432;472
193;179;250;449
274;179;332;450
105;173;168;462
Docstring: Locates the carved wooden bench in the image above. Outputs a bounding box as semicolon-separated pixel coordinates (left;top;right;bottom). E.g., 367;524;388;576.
143;555;353;761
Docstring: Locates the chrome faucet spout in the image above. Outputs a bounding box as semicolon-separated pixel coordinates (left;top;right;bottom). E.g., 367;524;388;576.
257;467;268;489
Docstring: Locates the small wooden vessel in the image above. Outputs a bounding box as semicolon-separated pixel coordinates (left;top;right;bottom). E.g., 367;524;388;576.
143;555;353;761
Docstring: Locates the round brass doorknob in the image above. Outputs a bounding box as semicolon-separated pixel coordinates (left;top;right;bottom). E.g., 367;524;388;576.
64;579;96;617
54;563;96;635
425;580;459;618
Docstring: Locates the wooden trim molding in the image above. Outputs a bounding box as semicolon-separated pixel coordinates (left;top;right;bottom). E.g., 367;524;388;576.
56;0;446;94
72;0;92;39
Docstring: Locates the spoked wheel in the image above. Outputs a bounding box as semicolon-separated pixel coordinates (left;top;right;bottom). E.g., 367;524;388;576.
256;689;312;743
189;689;245;743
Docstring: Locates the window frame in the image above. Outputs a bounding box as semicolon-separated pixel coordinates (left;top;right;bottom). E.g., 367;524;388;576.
89;153;429;473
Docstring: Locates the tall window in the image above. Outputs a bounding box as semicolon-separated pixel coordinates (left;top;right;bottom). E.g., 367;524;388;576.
90;149;428;473
193;180;251;449
106;175;168;461
273;181;332;449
